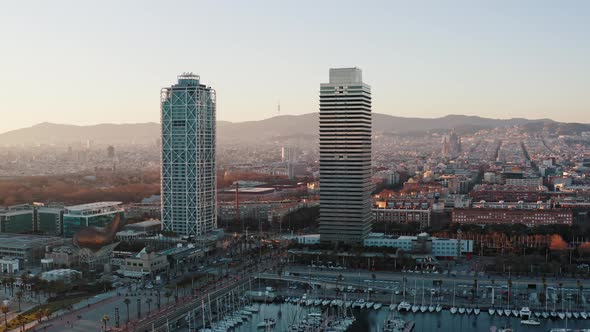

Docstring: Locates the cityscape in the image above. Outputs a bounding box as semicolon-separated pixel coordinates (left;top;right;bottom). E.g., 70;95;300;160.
1;2;590;332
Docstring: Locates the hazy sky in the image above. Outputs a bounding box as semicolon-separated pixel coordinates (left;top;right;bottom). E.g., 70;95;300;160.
0;0;589;133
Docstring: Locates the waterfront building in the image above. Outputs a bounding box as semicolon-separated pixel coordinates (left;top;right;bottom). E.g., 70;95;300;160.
118;247;169;278
62;202;124;238
452;208;573;226
363;233;473;259
160;73;217;237
292;232;473;259
319;67;372;244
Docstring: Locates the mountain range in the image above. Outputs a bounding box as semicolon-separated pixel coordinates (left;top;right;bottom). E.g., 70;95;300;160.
0;113;587;146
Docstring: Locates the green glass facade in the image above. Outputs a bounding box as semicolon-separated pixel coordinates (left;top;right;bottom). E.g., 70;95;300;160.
36;207;63;235
62;211;124;238
161;73;217;237
0;210;35;234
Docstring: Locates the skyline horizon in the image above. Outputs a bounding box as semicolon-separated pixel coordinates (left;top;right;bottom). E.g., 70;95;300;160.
1;110;584;136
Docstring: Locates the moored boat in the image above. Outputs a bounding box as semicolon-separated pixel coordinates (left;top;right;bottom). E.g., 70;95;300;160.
521;318;541;326
519;307;532;319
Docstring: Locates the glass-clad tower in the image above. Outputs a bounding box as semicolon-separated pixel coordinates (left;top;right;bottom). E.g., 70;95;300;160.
160;73;217;237
319;68;372;244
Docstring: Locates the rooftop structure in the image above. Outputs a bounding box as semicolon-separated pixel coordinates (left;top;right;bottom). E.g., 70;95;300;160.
65;201;122;214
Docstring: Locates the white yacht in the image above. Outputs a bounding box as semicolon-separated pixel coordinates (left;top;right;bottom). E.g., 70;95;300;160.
458;307;465;314
435;304;442;313
520;318;541;326
450;307;458;314
397;301;411;312
474;308;480;315
488;308;495;316
519;307;532;319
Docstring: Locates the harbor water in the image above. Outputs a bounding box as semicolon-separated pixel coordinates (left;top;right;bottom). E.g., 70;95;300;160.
231;303;590;331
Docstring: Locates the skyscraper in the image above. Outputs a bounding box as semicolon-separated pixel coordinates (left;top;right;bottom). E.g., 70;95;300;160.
160;73;217;237
319;68;372;244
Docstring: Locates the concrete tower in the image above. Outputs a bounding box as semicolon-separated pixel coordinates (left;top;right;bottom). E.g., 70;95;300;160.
319;68;372;244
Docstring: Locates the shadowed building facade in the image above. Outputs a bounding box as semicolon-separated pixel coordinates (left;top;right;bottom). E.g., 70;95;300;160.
319;68;372;244
160;73;217;236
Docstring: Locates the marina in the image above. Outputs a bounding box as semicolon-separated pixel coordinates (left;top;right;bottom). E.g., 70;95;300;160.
187;300;590;332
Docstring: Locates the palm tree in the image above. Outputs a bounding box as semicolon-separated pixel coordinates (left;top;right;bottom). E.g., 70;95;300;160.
34;309;43;323
164;291;172;305
123;298;131;324
1;305;9;328
15;290;24;312
146;298;152;314
16;313;25;332
7;276;15;296
20;273;29;296
102;314;110;331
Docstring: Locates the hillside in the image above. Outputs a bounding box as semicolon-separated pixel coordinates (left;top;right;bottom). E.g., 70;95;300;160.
0;113;586;146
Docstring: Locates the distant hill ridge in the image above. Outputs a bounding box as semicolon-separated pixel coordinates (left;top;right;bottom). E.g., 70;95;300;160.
0;113;587;146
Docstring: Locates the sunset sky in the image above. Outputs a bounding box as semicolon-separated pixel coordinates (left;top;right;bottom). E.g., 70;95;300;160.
0;0;588;133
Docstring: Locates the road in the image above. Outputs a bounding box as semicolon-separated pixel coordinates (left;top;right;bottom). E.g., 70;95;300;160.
283;265;590;290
